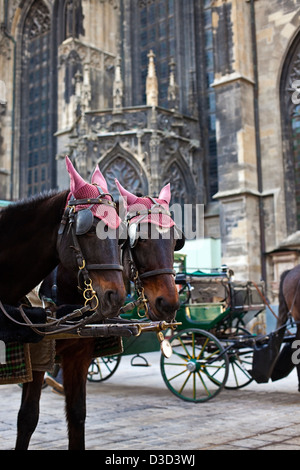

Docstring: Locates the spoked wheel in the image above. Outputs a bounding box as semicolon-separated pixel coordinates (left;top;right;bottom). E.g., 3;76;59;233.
87;355;121;382
160;329;229;403
224;329;254;389
225;347;254;389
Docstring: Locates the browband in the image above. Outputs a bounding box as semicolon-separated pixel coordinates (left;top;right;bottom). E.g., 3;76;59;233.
126;207;171;222
68;197;116;209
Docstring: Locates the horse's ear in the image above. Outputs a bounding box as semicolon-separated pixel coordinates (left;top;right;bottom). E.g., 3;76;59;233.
159;183;171;204
91;166;108;193
115;179;138;208
65;156;86;194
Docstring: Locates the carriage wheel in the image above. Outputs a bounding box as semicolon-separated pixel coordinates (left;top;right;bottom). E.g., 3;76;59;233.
225;347;254;389
87;355;121;382
160;329;229;403
224;329;254;389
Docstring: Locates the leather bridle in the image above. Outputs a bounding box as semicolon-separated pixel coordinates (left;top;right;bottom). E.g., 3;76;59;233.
57;190;123;310
122;198;180;284
121;198;184;317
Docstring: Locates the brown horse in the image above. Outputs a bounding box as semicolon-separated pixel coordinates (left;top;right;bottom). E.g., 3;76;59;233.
0;157;125;315
15;182;184;450
277;265;300;390
116;180;184;321
6;159;125;450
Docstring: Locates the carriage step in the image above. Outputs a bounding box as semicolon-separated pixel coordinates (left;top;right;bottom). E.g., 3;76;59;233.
130;354;151;367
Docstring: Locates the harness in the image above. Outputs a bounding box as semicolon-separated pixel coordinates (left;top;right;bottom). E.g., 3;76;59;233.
0;191;184;346
57;189;123;311
0;189;125;336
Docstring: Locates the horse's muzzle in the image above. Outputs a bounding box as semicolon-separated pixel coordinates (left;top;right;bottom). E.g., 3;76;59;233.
98;288;126;319
152;296;179;323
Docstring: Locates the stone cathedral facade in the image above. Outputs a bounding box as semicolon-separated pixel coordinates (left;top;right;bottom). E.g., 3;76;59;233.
0;0;300;302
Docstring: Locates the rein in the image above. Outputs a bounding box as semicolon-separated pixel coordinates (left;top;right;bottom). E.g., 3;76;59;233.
0;300;92;336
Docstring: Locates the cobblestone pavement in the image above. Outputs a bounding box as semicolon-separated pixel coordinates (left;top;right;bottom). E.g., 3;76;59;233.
1;351;300;451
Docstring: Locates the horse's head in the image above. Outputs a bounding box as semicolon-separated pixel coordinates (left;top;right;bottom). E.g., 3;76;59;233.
116;180;185;323
57;158;126;319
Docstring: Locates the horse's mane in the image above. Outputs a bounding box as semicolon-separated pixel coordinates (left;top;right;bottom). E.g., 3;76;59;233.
0;189;69;234
0;189;70;303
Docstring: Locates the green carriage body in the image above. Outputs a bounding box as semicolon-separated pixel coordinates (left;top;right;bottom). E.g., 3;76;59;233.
117;269;265;357
88;266;266;401
175;271;265;332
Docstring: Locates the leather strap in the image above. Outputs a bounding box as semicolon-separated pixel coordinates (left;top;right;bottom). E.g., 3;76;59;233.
139;268;176;279
86;264;123;271
68;197;116;209
126;206;171;221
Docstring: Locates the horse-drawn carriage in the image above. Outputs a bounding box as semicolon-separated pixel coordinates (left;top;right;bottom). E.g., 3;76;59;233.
0;157;186;450
0;156;297;450
87;267;296;403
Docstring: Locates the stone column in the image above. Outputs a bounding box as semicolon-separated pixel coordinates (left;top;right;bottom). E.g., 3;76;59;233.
212;0;262;281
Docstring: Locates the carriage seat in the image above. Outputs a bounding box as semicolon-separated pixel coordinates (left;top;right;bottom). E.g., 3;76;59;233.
185;303;226;329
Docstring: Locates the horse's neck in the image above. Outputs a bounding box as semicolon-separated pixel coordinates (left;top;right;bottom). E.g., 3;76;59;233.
43;265;83;306
0;190;69;304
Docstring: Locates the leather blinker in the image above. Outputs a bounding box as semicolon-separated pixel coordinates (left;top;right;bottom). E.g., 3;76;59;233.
75;209;94;235
174;226;185;251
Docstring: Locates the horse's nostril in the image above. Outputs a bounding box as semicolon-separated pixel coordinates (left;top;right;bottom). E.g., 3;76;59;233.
155;296;180;316
104;289;124;308
156;297;164;311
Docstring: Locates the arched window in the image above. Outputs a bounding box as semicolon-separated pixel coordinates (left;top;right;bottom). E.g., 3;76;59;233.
101;144;148;198
281;31;300;232
20;0;52;197
104;157;145;198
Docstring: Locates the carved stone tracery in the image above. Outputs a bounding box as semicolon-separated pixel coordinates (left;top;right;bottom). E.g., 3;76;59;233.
286;49;300;117
163;161;188;203
24;1;51;39
104;156;144;195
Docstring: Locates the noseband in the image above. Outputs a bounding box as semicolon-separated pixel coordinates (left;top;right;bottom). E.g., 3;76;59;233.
58;190;123;310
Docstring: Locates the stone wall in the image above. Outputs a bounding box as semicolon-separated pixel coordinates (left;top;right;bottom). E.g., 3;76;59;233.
212;0;300;290
255;0;300;249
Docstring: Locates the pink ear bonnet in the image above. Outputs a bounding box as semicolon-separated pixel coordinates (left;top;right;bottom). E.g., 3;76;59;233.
115;179;175;228
65;156;121;229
